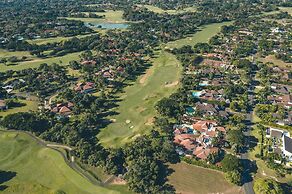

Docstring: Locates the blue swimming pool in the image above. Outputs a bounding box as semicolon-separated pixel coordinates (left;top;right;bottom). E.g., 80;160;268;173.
192;91;202;97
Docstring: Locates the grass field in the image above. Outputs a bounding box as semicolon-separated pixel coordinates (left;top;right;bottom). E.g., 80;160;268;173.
168;162;243;194
98;50;182;148
0;52;81;72
0;131;125;194
138;5;197;14
27;33;98;45
0;49;36;59
258;55;292;69
0;100;39;117
279;7;292;15
165;21;233;49
65;10;126;24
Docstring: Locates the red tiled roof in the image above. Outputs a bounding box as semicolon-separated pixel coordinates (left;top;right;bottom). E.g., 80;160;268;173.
59;106;71;114
206;131;217;137
180;139;196;151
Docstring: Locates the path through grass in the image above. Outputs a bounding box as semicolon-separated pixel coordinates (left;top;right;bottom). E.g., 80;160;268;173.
98;50;182;147
0;131;123;194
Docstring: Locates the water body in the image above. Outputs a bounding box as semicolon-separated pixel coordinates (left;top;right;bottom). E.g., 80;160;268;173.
85;22;129;29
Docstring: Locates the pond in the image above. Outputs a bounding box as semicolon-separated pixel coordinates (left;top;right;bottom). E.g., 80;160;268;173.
85;22;129;29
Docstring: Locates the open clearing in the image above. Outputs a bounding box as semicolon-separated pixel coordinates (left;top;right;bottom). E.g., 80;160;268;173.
0;100;39;117
258;54;292;69
98;50;182;148
138;5;197;14
0;131;126;194
165;21;233;49
0;52;81;72
279;7;292;15
65;10;126;24
168;162;243;194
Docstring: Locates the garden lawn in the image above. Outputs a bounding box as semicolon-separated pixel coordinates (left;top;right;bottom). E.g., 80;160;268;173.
0;52;81;72
168;162;243;194
98;50;182;148
165;21;233;49
0;131;121;194
0;100;39;117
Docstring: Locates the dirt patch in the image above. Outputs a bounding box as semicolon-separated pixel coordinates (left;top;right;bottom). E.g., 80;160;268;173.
139;68;153;84
110;177;127;185
165;81;179;88
145;117;155;126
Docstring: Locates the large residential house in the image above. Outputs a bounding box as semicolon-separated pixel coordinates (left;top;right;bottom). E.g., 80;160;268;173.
50;102;74;117
266;128;292;165
268;94;292;108
74;82;95;94
173;120;226;160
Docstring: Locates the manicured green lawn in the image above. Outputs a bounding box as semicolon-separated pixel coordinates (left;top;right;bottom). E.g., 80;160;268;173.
0;131;121;194
0;52;81;72
0;100;39;117
165;21;233;49
168;162;243;194
138;5;197;14
98;50;182;148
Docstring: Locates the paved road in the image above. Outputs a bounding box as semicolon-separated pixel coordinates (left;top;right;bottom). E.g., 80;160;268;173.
241;71;256;194
241;110;255;194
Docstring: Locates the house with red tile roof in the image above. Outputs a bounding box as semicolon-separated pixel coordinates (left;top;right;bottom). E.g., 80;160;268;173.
74;82;95;94
173;119;226;160
50;102;74;117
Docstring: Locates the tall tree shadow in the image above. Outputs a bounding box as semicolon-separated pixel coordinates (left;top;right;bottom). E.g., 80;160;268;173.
0;170;17;191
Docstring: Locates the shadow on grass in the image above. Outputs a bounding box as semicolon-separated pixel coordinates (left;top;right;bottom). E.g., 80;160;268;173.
0;170;17;191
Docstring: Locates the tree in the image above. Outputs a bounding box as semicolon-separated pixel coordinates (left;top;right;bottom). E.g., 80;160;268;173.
155;98;181;118
225;170;242;185
1;112;50;134
227;130;245;148
221;154;242;172
254;178;284;194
